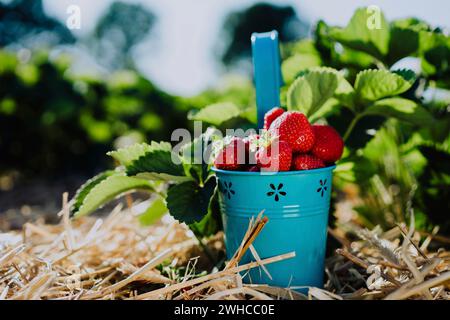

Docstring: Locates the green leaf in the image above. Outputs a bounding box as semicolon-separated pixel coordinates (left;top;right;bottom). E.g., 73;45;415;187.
126;146;186;180
287;69;338;117
179;129;220;184
337;47;375;69
329;7;390;60
139;196;168;226
418;31;450;76
134;172;192;182
74;174;154;218
311;67;355;109
283;39;321;57
189;211;219;238
188;102;242;126
333;157;377;184
281;53;322;83
364;98;434;125
308;98;341;124
387;25;420;66
189;189;222;237
108;141;171;166
240;106;257;124
71;170;116;214
392;69;417;84
166;177;216;225
392;18;431;32
354;69;414;103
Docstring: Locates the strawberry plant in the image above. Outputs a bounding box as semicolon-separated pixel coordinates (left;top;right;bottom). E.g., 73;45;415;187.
71;135;222;237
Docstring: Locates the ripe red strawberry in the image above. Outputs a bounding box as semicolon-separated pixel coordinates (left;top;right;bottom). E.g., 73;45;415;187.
311;125;344;163
292;154;325;171
255;140;292;172
269;111;315;153
214;137;246;170
243;134;259;165
263;107;284;129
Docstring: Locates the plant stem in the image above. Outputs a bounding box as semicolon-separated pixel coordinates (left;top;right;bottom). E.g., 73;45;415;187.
343;114;362;142
195;233;216;265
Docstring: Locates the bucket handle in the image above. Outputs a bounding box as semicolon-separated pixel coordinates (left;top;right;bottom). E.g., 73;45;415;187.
251;30;283;129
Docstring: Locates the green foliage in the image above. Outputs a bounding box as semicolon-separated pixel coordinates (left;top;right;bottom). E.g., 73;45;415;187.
139;196;168;226
188;102;242;126
179;128;219;185
329;7;390;60
0;51;190;176
276;6;449;232
415;146;450;233
71;170;116;214
183;77;257;130
189;189;222;237
108;142;155;166
74;172;155;218
166;177;217;225
72;132;221;236
364;98;434;125
287;68;338;117
353;69;414;102
124;143;185;179
281;54;322;83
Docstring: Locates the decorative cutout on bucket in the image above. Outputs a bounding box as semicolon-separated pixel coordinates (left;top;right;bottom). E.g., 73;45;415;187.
317;179;328;197
267;183;286;202
220;181;235;199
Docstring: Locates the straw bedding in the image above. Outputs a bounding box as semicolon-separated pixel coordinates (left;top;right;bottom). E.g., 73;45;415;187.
0;194;449;300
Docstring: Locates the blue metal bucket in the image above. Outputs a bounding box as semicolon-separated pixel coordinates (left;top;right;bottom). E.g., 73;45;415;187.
211;31;334;289
213;166;335;289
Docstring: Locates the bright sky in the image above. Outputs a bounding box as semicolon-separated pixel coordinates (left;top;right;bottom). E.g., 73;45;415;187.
43;0;450;96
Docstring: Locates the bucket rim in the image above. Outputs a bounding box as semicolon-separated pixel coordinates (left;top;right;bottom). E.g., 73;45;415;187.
211;165;336;176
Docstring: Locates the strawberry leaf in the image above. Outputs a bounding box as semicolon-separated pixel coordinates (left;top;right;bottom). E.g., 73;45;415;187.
392;69;417;84
125;146;187;180
179;129;220;184
133;172;192;182
287;68;338;117
418;30;450;76
108;141;171;166
188;102;242;126
364;97;434;125
310;67;356;109
329;7;390;60
71;170;116;214
354;69;414;103
139;196;168;226
166;177;216;225
281;53;322;84
189;188;221;237
74;173;155;218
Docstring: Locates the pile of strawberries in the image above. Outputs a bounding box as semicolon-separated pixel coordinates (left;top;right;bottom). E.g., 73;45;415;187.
213;108;344;172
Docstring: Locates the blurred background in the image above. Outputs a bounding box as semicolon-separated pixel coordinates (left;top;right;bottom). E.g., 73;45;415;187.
0;0;449;234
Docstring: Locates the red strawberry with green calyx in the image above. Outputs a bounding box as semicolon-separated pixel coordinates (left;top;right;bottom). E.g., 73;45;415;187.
243;134;260;165
269;111;315;153
213;137;246;171
311;125;344;163
263;107;285;130
292;154;325;171
255;139;292;172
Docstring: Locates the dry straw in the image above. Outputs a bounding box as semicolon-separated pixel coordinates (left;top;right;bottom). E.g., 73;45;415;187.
0;194;448;300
